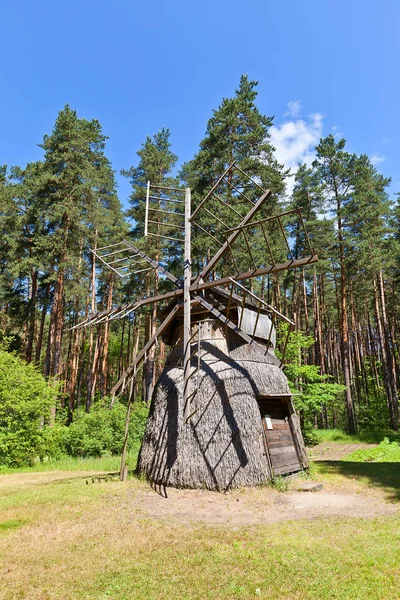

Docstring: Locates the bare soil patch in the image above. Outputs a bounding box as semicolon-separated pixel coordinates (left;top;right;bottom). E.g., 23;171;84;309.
309;442;378;461
2;443;397;533
115;442;395;527
113;477;398;528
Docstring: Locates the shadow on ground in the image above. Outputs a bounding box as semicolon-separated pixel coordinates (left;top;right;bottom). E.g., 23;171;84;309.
316;460;400;502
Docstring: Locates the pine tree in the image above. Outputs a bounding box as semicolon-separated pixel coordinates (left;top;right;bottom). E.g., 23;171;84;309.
122;128;179;402
181;75;288;276
0;166;20;334
345;156;397;428
36;105;122;396
313;135;358;432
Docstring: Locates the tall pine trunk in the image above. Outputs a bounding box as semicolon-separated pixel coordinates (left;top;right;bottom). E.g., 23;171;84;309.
99;277;114;396
376;271;399;429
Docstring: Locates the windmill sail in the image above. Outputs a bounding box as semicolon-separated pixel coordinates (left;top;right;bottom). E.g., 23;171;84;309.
75;163;317;415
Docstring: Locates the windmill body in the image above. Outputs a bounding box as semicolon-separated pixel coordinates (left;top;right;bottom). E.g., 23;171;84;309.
138;291;307;490
78;164;317;490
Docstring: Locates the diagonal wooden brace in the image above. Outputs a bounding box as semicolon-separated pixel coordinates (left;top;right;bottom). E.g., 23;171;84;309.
110;304;181;396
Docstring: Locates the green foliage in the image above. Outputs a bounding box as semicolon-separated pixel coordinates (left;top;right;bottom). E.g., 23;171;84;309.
0;344;58;467
271;475;289;492
181;75;287;274
356;390;391;431
344;438;400;463
278;325;346;443
65;400;148;458
0;338;149;466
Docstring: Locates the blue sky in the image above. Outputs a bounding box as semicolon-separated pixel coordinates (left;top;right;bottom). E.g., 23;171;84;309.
1;0;399;205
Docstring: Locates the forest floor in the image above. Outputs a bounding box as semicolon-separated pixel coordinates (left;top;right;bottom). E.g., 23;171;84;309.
1;443;400;599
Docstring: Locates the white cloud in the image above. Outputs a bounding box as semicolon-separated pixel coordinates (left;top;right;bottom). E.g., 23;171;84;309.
270;111;324;195
370;153;385;166
285;100;302;118
332;125;344;139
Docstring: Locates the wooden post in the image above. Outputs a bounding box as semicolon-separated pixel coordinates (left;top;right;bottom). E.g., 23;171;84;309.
183;187;192;422
119;381;133;481
144;181;150;237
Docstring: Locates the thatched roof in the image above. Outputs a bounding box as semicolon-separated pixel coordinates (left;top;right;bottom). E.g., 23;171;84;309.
138;320;294;491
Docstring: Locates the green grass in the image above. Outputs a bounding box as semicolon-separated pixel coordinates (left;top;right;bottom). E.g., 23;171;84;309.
0;518;27;531
344;438;400;463
86;516;400;600
0;449;139;475
0;462;399;599
314;428;400;445
312;459;400;501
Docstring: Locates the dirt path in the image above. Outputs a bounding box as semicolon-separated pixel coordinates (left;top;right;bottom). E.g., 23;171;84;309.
118;442;394;526
121;483;397;528
308;442;378;461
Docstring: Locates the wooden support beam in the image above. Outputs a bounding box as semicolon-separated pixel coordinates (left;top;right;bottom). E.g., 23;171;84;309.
192;188;272;286
74;255;318;331
110;304;181;396
194;295;281;368
191;255;319;292
183;188;192;422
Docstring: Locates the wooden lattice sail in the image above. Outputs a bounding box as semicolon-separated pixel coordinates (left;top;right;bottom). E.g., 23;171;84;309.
75;163;318;490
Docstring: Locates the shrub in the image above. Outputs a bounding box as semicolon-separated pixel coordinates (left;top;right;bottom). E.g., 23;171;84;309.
0;346;58;467
65;400;148;458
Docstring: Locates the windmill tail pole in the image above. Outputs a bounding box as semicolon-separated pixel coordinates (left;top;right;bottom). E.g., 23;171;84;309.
119;370;136;481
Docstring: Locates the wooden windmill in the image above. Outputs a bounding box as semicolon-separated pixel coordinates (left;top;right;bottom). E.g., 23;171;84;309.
75;163;318;491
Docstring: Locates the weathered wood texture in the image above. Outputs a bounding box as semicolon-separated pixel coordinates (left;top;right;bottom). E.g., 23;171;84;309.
238;306;276;347
137;319;308;490
258;398;305;476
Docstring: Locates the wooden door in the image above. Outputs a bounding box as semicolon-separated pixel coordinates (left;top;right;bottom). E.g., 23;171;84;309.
258;399;301;476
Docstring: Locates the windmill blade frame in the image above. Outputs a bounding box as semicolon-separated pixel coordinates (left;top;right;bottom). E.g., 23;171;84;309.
77;164;318;419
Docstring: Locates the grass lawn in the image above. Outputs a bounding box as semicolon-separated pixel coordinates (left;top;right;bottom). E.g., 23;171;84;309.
1;449;400;600
314;428;400;445
0;450;139;475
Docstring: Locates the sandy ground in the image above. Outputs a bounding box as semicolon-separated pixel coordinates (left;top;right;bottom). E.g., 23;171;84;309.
118;481;398;528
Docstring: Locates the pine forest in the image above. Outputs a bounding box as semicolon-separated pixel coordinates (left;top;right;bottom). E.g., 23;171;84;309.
1;76;399;466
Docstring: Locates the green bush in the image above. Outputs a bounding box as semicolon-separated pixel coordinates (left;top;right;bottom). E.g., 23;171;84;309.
0;338;149;467
65;400;148;458
0;346;58;467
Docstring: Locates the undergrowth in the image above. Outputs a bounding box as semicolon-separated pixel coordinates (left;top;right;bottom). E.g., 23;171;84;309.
343;438;400;463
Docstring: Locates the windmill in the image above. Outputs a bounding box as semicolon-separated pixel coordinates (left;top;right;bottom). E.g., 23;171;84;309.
75;163;318;491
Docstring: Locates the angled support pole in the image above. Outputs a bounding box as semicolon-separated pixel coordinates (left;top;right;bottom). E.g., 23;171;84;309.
192;188;272;287
111;304;181;396
119;365;136;481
